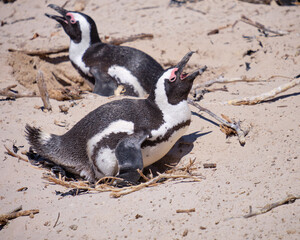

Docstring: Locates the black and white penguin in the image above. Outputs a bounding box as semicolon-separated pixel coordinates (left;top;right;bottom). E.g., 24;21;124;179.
45;4;164;97
26;52;201;184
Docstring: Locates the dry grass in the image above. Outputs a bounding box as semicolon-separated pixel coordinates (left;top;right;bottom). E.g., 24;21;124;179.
43;158;205;198
5;145;204;198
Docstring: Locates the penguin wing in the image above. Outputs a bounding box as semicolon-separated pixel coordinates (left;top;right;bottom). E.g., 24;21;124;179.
115;130;149;184
90;67;118;96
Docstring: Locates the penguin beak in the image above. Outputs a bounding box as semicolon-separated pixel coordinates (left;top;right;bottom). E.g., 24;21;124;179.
176;51;195;72
181;68;204;81
45;4;68;24
175;51;207;82
175;51;195;81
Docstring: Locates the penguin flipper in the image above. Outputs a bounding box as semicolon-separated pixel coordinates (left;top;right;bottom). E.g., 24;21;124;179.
90;67;118;96
115;131;149;185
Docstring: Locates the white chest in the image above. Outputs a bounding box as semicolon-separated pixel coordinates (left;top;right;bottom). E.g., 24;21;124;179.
142;100;191;167
142;124;189;167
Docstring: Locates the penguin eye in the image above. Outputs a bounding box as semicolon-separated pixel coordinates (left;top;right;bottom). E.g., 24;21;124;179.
169;68;178;82
169;76;176;82
66;13;77;24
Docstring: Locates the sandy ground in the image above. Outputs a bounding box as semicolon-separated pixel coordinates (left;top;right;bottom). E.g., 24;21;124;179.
0;0;300;239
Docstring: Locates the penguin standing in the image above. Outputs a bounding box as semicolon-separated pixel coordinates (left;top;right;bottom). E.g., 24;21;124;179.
26;52;202;184
45;4;164;97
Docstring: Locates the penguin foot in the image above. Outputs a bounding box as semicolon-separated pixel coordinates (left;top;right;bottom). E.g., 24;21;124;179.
51;165;66;177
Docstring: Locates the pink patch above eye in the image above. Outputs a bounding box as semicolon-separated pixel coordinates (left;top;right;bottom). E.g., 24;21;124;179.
169;68;178;82
66;13;76;24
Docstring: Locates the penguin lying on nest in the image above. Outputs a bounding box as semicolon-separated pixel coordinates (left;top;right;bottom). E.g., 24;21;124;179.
26;52;203;185
45;4;164;97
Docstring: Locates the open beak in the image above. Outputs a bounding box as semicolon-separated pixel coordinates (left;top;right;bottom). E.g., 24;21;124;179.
176;51;194;73
175;51;196;81
45;4;68;24
175;51;207;81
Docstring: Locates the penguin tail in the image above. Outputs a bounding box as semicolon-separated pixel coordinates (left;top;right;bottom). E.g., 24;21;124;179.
25;124;60;160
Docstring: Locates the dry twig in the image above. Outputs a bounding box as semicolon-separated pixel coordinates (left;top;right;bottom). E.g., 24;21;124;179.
176;208;196;213
207;24;232;35
238;0;271;4
48;86;83;101
10;17;35;25
188;66;249;145
8;46;69;56
219;114;238;137
42;159;204;198
240;15;288;36
43;174;96;191
0;84;83;101
36;70;52;111
166;158;197;174
134;6;160;11
8;145;204;198
188;99;248;146
108;33;154;45
0;207;39;226
192;75;292;92
8;33;154;57
226;77;300;105
43;172;204;198
110;173;204;198
191;86;228;102
17;187;28;192
53;212;60;228
203;163;216;168
244;195;300;218
4;145;29;162
185;6;206;15
191;75;264;96
0;84;36;99
137;169;150;181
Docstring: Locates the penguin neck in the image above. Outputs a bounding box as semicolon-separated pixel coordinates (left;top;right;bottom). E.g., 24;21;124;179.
69;24;101;66
69;38;90;67
90;24;101;44
69;38;100;76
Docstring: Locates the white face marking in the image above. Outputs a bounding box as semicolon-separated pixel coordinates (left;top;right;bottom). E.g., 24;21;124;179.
108;65;147;97
150;69;191;140
86;120;135;175
68;13;91;76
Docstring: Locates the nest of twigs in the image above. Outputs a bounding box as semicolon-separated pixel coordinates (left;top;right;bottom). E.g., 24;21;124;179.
5;145;205;198
43;158;205;198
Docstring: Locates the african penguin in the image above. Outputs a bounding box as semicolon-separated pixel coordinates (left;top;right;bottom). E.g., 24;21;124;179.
45;4;164;97
26;52;201;185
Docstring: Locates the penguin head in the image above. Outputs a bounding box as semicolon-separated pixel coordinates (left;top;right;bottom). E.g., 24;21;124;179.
45;4;100;44
154;51;200;105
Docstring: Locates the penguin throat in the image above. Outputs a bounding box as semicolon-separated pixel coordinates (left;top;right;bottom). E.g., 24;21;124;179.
69;39;91;76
